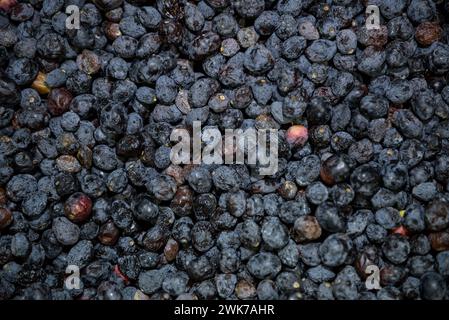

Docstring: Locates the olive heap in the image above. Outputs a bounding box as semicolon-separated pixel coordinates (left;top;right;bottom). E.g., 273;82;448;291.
1;0;449;300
